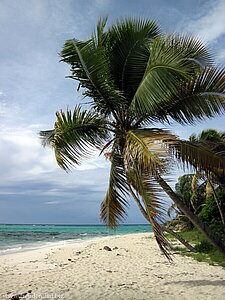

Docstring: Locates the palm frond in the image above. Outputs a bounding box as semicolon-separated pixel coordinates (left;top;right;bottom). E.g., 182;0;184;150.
130;128;177;142
92;16;108;47
165;67;225;124
168;139;225;176
205;181;213;199
189;128;225;144
164;34;212;69
167;202;179;218
61;22;123;116
124;129;175;175
39;129;55;147
124;129;172;258
129;36;225;125
127;166;172;259
107;17;160;101
100;153;129;227
40;105;109;171
130;35;196;118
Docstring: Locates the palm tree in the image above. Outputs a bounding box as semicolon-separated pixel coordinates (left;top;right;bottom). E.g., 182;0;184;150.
189;128;225;143
189;129;225;225
40;17;225;258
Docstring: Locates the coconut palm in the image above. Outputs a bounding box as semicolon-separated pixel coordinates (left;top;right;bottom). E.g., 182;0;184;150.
189;129;225;225
189;129;225;185
40;17;225;258
189;128;225;143
168;128;225;240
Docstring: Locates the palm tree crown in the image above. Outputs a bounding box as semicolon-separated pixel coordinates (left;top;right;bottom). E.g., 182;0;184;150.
40;17;225;258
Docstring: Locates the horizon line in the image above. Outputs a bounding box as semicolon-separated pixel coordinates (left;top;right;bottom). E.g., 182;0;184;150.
0;223;149;226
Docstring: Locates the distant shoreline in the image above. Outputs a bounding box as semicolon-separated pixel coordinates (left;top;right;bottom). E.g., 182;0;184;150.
0;224;152;255
0;223;149;226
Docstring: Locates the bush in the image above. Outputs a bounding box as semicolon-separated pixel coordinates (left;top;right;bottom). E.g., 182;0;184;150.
194;240;214;253
209;223;225;242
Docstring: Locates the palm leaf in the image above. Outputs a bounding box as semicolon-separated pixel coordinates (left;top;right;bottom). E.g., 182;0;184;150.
189;129;225;153
165;67;225;124
124;130;172;258
124;129;176;175
129;36;224;125
168;139;225;176
100;152;129;227
92;16;108;47
107;17;160;101
130;35;196;118
164;34;212;69
39;105;109;171
127;165;171;259
61;24;123;116
40;129;56;147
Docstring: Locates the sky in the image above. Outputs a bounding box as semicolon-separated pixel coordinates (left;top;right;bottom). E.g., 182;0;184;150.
0;0;225;225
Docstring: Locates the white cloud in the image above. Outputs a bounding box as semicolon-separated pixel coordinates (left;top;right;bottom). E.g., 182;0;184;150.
0;129;55;175
186;0;225;43
44;200;61;205
0;124;109;197
76;152;108;171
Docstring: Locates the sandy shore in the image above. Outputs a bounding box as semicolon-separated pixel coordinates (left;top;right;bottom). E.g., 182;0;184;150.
0;233;225;300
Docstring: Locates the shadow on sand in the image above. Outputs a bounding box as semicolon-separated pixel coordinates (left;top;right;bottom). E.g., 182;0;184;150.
164;279;225;287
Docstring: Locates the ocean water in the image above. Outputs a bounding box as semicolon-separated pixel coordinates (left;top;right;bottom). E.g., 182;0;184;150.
0;224;151;254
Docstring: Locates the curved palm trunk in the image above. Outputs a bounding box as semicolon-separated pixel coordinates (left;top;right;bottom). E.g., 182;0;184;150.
127;183;195;252
155;174;225;257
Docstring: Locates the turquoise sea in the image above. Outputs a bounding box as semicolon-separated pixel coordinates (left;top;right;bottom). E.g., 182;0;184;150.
0;224;151;254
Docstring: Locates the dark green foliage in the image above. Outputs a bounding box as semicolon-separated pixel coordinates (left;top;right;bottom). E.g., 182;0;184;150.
175;175;193;210
173;173;225;242
198;189;225;225
208;223;225;243
175;174;204;213
188;129;225;179
198;188;225;242
194;240;214;253
189;129;225;143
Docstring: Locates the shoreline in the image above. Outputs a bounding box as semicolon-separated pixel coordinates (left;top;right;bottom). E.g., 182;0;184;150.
1;232;225;299
0;231;152;256
0;224;152;256
0;236;104;256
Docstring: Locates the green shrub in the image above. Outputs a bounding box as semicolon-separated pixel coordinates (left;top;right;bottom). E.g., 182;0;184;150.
194;240;214;253
198;189;225;226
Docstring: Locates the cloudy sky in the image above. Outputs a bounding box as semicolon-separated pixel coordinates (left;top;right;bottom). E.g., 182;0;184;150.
0;0;225;225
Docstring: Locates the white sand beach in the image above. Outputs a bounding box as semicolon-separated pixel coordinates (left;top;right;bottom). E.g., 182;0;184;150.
0;233;225;300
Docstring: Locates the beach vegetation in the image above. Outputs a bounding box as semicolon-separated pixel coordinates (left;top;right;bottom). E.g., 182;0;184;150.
168;229;225;267
168;129;225;241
